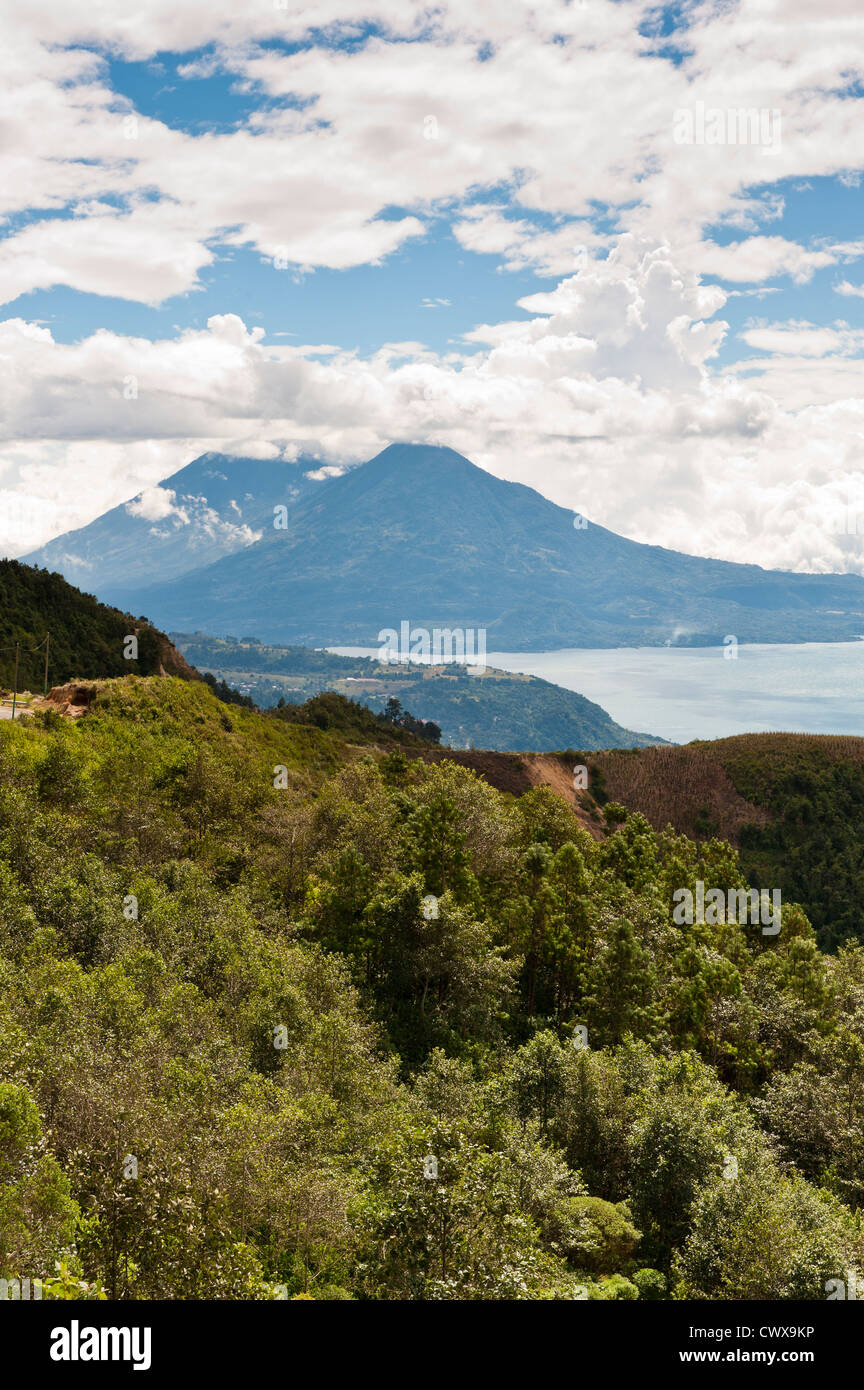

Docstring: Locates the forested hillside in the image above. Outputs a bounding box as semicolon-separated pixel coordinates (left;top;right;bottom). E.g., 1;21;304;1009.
172;633;665;751
586;737;864;952
0;560;197;693
1;676;863;1300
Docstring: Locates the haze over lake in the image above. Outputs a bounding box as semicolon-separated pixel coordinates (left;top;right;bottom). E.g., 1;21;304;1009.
330;641;864;744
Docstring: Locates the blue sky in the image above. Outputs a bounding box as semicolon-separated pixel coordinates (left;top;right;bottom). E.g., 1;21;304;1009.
2;0;864;579
7;223;551;357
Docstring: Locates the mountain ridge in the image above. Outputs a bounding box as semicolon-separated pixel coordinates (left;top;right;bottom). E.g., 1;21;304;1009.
23;442;864;649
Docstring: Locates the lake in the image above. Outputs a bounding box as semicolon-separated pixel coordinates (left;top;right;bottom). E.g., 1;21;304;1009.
329;641;864;744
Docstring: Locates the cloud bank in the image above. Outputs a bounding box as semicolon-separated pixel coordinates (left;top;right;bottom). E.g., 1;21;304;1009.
1;0;864;576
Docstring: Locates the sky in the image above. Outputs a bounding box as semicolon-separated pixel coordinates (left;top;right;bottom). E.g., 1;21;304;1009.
2;0;864;578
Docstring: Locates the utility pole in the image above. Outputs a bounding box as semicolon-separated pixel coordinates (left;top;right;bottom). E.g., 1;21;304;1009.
43;632;50;696
11;641;19;719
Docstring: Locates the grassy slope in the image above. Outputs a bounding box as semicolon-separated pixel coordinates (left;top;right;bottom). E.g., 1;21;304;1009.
40;677;444;798
58;676;363;785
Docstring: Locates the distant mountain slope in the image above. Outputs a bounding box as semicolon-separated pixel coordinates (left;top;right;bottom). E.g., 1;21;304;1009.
0;559;198;692
173;633;665;750
25;443;864;649
21;451;322;592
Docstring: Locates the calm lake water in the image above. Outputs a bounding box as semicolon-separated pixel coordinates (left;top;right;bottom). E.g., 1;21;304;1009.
329;641;864;744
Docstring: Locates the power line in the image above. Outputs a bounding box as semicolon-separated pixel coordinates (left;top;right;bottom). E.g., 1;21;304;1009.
2;631;51;711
